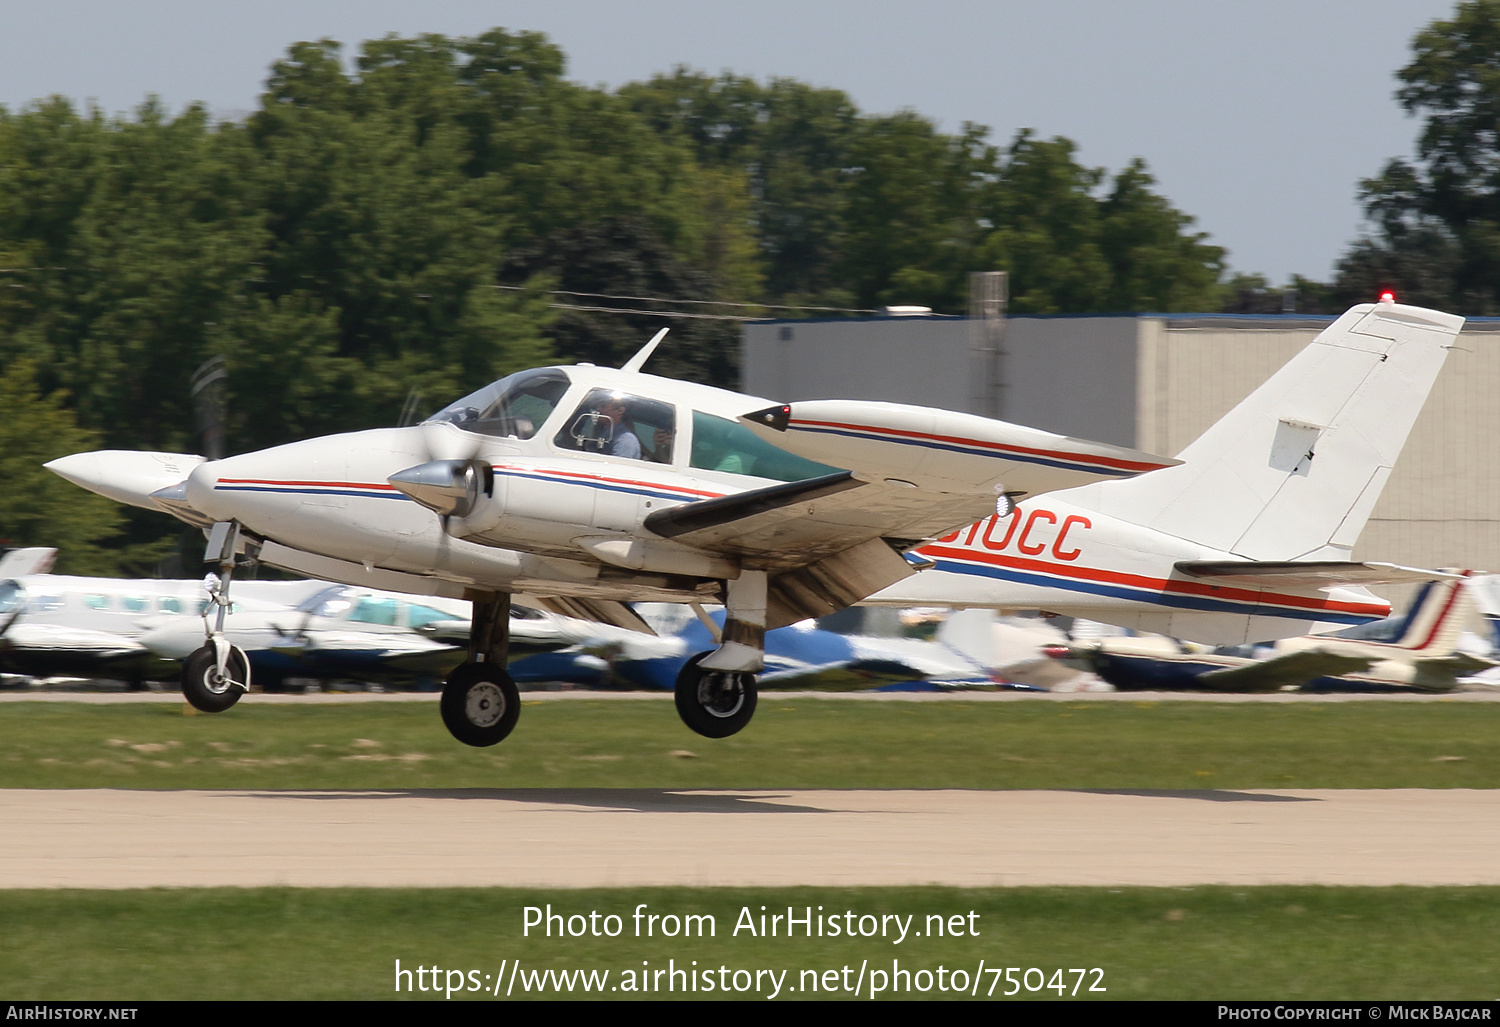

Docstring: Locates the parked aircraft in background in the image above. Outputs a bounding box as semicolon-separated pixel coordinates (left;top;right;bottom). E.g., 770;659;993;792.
0;556;596;690
140;585;606;689
0;550;314;685
47;301;1459;747
1047;572;1493;692
508;605;1007;691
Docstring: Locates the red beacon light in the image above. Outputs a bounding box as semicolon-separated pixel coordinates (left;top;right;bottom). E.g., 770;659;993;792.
1379;290;1396;304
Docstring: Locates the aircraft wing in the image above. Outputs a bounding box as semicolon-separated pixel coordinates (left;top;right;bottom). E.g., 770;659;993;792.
758;658;936;691
1196;650;1378;692
0;624;175;680
643;471;992;564
269;630;465;679
647;403;1175;627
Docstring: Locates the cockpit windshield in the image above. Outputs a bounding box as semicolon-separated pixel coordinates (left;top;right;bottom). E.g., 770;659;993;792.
422;368;572;440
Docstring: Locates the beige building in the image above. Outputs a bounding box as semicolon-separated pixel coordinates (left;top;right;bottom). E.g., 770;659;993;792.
743;313;1500;594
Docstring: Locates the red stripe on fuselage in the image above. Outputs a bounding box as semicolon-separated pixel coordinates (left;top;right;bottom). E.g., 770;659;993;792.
919;543;1390;618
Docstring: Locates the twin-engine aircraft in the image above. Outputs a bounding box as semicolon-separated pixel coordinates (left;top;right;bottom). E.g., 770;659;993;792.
46;300;1463;746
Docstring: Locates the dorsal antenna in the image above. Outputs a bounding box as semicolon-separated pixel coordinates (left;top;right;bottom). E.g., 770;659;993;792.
620;328;669;373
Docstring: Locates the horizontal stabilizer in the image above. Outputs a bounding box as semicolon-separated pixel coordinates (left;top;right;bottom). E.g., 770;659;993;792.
1198;650;1377;692
740;400;1178;496
1420;652;1499;676
1174;561;1465;589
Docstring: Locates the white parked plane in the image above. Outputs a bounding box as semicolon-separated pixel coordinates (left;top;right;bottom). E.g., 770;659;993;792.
45;301;1457;746
0;556;593;689
0;548;325;684
138;584;618;688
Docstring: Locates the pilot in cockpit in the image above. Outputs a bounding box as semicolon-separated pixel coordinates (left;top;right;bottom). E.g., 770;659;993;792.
595;393;642;459
558;387;674;461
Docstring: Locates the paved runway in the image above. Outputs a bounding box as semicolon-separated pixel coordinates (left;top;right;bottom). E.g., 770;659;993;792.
5;787;1497;889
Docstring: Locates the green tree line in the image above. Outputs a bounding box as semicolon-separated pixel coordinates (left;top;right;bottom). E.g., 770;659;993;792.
0;28;1227;570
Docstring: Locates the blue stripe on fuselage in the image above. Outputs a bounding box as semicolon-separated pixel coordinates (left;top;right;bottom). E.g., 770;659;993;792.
491;469;707;504
930;557;1373;625
216;486;411;501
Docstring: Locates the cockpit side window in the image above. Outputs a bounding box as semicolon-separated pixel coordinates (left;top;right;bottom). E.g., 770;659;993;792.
0;581;21;617
349;596;400;626
689;410;842;482
423;369;571;440
0;580;21;633
555;388;676;463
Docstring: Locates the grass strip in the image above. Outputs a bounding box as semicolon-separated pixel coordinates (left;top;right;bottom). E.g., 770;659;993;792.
0;699;1497;790
1;885;1496;1000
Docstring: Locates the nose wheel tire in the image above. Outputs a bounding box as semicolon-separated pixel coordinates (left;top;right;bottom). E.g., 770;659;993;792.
674;652;758;738
441;663;520;747
181;645;250;713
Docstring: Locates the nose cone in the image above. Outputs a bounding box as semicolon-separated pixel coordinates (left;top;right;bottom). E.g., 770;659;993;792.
45;451;206;513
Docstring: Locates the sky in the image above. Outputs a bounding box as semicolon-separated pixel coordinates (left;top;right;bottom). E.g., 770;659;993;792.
0;0;1462;284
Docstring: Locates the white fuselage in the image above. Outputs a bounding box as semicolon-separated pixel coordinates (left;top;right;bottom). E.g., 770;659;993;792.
869;496;1388;647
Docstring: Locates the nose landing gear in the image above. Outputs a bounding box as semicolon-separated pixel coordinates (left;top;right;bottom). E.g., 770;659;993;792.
181;521;253;713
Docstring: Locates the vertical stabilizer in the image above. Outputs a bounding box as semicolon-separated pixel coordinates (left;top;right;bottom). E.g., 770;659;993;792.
1077;302;1463;560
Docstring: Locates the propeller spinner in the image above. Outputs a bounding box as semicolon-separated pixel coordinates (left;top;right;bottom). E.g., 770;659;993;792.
388;459;489;518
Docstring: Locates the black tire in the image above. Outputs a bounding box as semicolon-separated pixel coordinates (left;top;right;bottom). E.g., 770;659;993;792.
181;644;249;713
674;652;758;738
441;663;520;747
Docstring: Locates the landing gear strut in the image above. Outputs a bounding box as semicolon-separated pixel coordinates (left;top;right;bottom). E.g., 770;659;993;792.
181;521;252;712
440;591;519;747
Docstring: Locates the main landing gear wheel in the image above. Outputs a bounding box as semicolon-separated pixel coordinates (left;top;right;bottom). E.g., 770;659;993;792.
674;652;758;739
441;663;520;747
181;644;249;713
